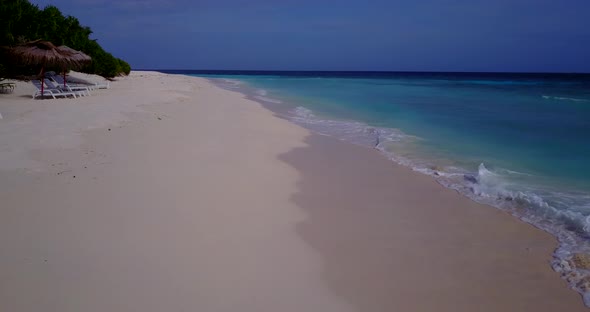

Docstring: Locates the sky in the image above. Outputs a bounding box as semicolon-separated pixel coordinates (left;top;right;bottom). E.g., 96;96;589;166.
31;0;590;72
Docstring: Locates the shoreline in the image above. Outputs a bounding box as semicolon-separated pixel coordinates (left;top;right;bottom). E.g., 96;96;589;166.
0;71;586;311
206;74;590;303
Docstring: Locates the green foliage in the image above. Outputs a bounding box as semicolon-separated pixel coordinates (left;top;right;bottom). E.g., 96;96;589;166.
118;58;131;76
0;0;130;78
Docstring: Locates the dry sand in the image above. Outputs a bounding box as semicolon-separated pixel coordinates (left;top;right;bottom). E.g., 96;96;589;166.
0;71;586;311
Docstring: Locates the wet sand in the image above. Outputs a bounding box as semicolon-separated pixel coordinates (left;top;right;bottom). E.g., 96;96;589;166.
282;133;586;311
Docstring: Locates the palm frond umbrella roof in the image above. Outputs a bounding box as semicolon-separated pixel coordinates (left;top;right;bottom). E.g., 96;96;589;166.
9;40;81;68
7;40;88;97
55;45;92;88
57;45;92;66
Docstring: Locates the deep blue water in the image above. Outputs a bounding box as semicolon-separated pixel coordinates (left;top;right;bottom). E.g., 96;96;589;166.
157;70;590;300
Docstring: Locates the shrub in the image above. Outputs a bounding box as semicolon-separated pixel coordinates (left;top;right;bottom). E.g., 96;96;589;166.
0;0;130;78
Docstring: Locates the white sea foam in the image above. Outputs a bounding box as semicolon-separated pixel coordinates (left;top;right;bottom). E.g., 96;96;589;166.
249;89;283;104
222;78;243;85
290;106;411;147
254;96;282;104
217;79;244;90
542;95;589;102
293;106;315;119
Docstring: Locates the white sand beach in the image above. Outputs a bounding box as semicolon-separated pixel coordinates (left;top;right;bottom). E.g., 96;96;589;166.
0;71;586;311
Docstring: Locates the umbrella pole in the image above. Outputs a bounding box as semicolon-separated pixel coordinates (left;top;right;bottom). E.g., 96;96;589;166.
63;69;67;88
41;66;44;96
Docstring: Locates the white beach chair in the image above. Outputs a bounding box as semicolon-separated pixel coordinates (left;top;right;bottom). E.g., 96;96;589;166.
48;71;109;89
52;75;98;92
93;80;110;89
31;80;78;99
47;77;91;96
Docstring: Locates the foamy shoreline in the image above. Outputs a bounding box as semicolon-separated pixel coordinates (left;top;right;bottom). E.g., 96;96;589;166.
209;75;590;304
0;71;586;311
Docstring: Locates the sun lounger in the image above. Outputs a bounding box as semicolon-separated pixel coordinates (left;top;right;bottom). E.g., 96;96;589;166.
51;75;111;90
32;80;78;99
52;75;98;92
46;78;90;96
93;80;110;89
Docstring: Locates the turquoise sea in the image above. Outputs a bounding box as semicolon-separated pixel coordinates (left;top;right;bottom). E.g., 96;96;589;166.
162;70;590;300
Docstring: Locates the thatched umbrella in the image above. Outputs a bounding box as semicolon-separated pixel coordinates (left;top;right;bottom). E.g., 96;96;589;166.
56;45;92;88
8;40;81;95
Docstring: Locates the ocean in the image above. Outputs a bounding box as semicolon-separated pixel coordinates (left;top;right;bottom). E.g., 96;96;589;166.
160;70;590;300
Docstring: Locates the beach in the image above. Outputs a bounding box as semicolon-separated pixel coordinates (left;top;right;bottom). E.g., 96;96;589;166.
0;71;586;311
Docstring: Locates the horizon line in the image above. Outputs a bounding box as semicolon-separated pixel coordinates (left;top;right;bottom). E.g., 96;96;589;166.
136;69;590;75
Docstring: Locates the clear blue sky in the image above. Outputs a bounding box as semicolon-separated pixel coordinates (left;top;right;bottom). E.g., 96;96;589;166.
31;0;590;72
